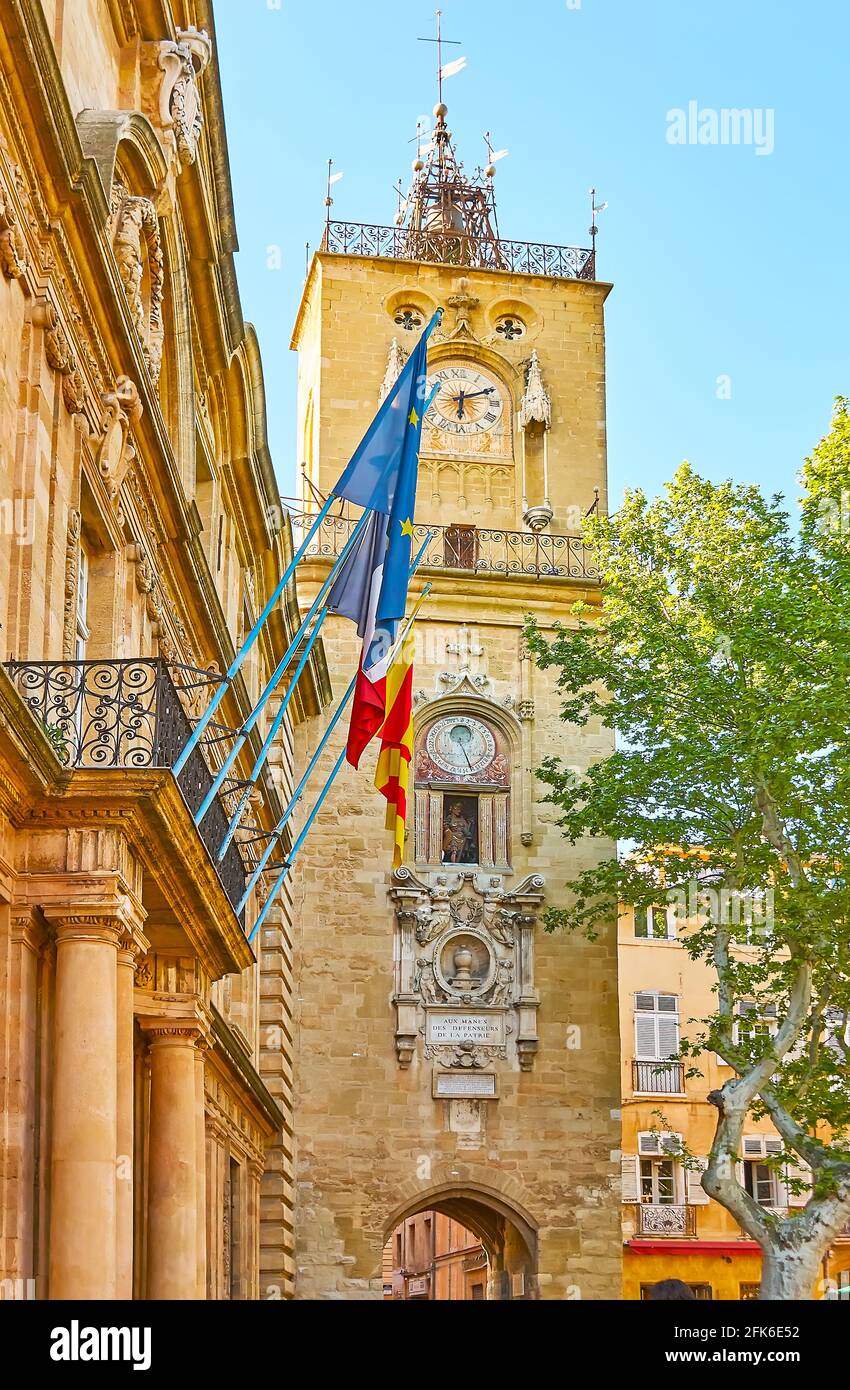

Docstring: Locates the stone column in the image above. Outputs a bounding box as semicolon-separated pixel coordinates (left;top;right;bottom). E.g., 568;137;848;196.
2;907;47;1294
142;1017;207;1299
194;1044;208;1298
115;928;148;1300
46;913;121;1300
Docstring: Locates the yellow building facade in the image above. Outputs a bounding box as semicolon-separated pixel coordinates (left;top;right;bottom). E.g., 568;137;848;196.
0;0;324;1299
281;104;622;1300
619;904;850;1300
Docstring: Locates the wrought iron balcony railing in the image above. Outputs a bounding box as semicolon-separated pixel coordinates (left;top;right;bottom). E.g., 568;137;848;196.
290;510;599;583
632;1060;687;1095
634;1204;697;1237
320;220;596;280
4;658;247;923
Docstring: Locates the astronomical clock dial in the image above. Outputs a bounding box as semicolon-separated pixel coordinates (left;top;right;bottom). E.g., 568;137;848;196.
425;363;504;437
426;716;496;777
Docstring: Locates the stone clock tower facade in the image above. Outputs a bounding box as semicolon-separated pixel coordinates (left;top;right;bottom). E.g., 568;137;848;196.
282;104;621;1299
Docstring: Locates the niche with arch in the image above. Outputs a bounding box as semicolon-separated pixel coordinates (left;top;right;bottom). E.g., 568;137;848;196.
414;711;511;869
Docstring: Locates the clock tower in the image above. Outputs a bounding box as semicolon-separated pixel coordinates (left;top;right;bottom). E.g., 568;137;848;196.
283;99;621;1300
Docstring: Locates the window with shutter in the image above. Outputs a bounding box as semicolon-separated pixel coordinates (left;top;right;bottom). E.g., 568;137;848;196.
634;991;680;1060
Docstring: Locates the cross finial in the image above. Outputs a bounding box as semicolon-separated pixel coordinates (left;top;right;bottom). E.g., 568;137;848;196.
418;7;461;107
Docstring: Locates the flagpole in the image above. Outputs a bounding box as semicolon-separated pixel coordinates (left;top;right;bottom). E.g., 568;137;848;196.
216;606;330;862
247;746;348;946
173;493;337;777
246;581;432;945
235;536;435;915
191;508;372;828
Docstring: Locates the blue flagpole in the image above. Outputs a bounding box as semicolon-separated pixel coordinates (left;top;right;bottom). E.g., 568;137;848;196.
234;672;357;916
172;493;337;778
234;531;436;915
246;746;348;945
216;607;329;862
191;509;371;827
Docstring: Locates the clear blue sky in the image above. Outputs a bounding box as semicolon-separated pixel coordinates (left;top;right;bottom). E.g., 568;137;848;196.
215;0;850;511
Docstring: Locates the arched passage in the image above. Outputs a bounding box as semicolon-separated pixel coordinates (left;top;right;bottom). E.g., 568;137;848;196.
383;1183;538;1300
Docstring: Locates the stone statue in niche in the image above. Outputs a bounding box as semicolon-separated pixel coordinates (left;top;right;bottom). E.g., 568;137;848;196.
442;797;477;863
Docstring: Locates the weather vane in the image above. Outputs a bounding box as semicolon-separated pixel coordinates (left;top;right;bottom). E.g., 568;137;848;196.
418;8;463;106
589;187;608;269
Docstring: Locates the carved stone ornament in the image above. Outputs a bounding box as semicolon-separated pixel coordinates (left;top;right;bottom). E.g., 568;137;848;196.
378;338;408;403
93;376;142;500
109;183;165;382
62;508;82;659
158;27;213;167
0;184;26;278
37;302;87;414
444;277;479;341
518;349;551;430
390;867;544;1072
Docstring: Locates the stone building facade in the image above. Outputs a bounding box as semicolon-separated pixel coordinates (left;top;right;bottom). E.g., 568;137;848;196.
0;0;325;1299
280;105;622;1300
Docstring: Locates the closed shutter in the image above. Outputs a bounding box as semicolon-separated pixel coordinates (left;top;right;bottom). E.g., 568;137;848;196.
635;1012;658;1058
634;991;679;1059
786;1160;811;1208
620;1155;640;1203
687;1158;710;1205
657;1011;680;1059
743;1135;765;1158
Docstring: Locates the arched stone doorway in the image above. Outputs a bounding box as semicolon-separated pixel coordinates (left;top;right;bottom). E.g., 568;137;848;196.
382;1183;538;1300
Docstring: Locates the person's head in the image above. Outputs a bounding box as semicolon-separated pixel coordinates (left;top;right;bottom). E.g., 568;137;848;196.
450;802;462;815
647;1279;695;1301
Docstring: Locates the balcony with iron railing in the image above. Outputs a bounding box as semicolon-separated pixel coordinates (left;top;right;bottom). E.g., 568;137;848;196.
632;1204;698;1238
632;1060;687;1095
290;510;599;584
320;220;596;280
4;657;247;923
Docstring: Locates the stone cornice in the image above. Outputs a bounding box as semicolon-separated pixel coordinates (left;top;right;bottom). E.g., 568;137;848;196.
13;765;253;979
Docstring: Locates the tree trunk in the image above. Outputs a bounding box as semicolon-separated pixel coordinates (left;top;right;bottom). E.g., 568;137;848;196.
759;1242;822;1300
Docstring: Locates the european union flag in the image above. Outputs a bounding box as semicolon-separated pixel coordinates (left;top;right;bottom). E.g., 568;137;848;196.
332;310;441;515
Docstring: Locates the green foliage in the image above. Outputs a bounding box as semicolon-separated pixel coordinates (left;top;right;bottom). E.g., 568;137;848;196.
527;416;850;1162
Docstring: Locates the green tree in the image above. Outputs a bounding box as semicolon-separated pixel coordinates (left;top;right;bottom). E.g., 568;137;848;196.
527;404;850;1300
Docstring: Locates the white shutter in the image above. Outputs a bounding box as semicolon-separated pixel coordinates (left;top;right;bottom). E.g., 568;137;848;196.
743;1135;765;1158
786;1161;811;1208
638;1131;662;1156
657;1013;680;1059
764;1137;783;1157
620;1155;640;1203
687;1158;710;1205
661;1131;684;1155
735;1160;746;1188
635;1013;658;1058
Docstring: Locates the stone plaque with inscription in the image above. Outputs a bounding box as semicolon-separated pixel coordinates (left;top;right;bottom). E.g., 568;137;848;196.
434;1072;498;1098
426;1011;505;1046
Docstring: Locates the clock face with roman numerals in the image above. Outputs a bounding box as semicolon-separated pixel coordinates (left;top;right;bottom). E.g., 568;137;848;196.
425;364;504;437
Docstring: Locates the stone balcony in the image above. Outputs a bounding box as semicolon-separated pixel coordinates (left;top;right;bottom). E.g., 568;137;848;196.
4;657;247;923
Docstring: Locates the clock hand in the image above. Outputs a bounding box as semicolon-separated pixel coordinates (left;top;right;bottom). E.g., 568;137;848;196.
456;389;466;420
462;388;496;402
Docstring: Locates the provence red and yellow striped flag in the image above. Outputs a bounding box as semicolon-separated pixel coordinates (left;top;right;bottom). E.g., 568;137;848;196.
374;623;415;868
